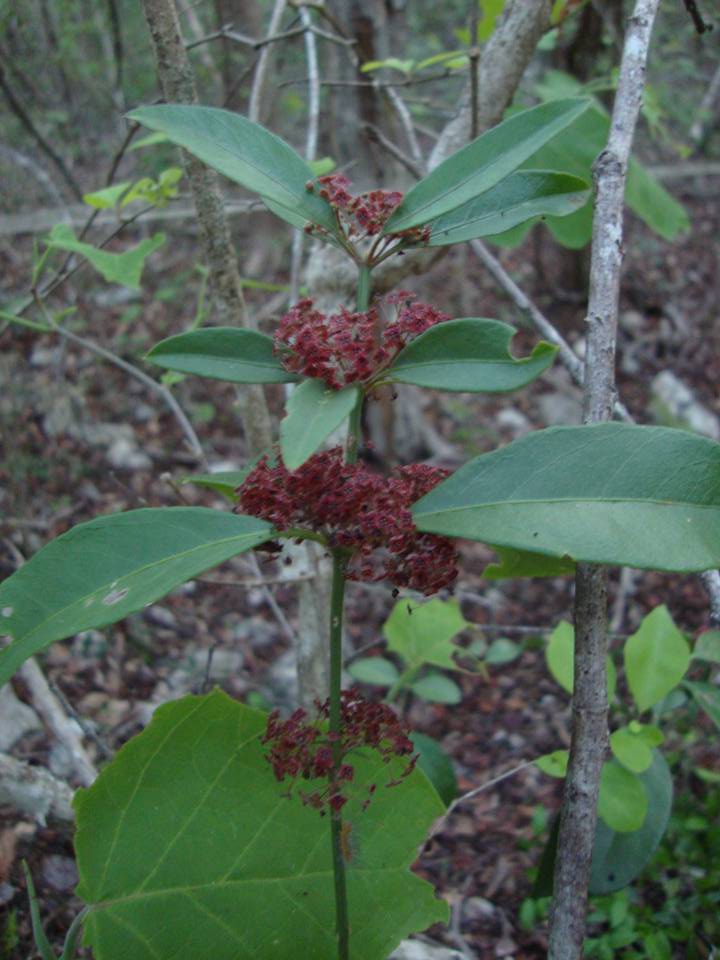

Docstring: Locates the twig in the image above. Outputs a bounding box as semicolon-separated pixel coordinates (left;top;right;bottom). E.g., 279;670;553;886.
682;0;713;33
363;123;424;179
51;321;207;465
548;3;661;956
18;658;97;787
0;64;82;200
690;62;720;148
383;86;425;173
248;0;288;123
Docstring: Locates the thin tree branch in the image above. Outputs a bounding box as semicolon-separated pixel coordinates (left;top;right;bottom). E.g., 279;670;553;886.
248;0;287;123
548;3;661;956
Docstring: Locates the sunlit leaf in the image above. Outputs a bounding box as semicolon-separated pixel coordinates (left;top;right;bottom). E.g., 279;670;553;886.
624;606;690;713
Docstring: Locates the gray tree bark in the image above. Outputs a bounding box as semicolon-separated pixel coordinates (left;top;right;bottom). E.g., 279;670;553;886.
547;2;662;956
142;0;273;457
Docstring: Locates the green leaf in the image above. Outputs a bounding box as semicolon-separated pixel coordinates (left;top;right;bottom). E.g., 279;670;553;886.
347;657;400;687
410;732;457;806
598;761;647;832
147;328;297;384
410;672;462;704
74;692;447;960
127;105;339;237
383;98;591;233
426;171;589;246
412;423;720;572
383;598;469;673
610;728;653;773
484;638;522;664
590;750;672;894
0;509;273;686
127;131;170;151
360;57;416;75
483;546;575;579
535;750;568;778
478;0;506;40
692;629;720;663
685;681;720;730
45;225;164;290
521;83;689;245
279;380;360;471
82;181;132;209
179;471;250;501
624;606;690;713
545;621;616;699
383;319;557;393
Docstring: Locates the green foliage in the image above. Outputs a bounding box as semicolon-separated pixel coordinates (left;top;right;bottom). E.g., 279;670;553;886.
0;509;272;686
126;105;340;239
384;98;590;232
83;168;183;210
410;732;458;806
74;692;448;960
383;318;557;392
412;423;720;572
624;606;691;713
425;170;589;245
45;225;165;290
598;761;648;833
279;380;361;470
545;621;616;699
147;328;298;384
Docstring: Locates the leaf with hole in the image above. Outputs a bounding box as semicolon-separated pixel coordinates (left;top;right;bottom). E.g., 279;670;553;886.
279;380;360;471
147;328;298;384
0;509;273;686
74;691;447;960
425;170;589;246
413;423;720;572
383;319;557;393
624;606;690;713
383;598;469;673
383;98;590;232
127;105;339;238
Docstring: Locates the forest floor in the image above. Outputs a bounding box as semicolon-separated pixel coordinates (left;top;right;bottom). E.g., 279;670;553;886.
1;176;719;959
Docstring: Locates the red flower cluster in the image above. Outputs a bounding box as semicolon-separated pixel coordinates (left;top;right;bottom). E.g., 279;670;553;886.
273;292;449;390
305;173;430;246
262;690;416;813
237;448;458;595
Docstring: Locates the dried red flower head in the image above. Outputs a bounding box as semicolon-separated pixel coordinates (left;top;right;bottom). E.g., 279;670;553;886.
262;690;417;813
273;292;449;391
305;173;430;248
237;448;459;595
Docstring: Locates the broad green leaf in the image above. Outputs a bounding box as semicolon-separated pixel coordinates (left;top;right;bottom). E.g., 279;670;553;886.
83;181;131;209
46;224;164;290
383;598;469;673
624;606;690;713
0;509;273;686
685;681;720;730
590;750;672;894
147;328;297;384
384;319;557;393
127;105;339;237
545;621;616;699
598;761;647;832
483;546;575;579
692;629;720;663
426;171;589;246
383;98;590;233
413;423;720;572
279;380;359;471
484;638;522;664
478;0;506;40
610;728;653;773
74;692;447;960
410;732;457;806
535;750;568;778
626;721;664;747
521;80;688;245
348;657;400;687
410;672;462;704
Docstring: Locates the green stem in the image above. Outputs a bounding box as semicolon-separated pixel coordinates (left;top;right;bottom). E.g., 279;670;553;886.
385;663;422;704
356;263;372;311
345;264;373;465
329;549;350;960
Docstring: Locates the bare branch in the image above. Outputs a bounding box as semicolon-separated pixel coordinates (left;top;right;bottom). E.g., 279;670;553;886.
248;0;288;123
548;3;661;956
